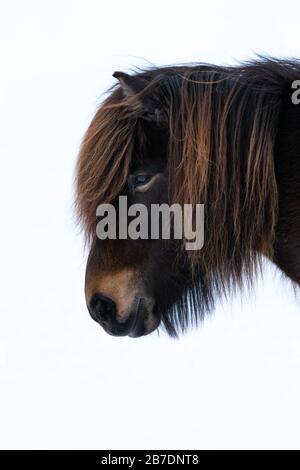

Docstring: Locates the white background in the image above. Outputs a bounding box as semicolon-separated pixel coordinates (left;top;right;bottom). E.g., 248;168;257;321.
0;0;300;450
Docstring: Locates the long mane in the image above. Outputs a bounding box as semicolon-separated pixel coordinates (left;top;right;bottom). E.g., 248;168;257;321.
76;58;300;333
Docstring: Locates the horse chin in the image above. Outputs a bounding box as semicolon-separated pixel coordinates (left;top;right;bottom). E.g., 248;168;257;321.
127;297;161;338
128;311;161;338
103;316;160;338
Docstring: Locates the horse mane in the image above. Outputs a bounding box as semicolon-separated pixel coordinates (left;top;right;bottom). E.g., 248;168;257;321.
76;57;300;333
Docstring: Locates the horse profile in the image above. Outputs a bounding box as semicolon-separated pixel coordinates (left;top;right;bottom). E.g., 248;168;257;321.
75;58;300;337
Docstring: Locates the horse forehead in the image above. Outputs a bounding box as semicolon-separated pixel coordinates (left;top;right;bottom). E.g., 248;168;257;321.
131;155;166;173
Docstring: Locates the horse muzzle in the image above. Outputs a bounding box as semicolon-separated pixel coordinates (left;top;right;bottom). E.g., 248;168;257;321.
87;294;160;337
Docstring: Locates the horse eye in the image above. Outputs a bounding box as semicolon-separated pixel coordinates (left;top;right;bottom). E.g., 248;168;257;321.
133;174;151;188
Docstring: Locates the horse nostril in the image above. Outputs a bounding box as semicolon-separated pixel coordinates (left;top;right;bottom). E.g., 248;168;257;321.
88;293;116;324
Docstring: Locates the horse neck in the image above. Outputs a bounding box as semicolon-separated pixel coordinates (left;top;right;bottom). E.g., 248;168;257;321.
275;95;300;183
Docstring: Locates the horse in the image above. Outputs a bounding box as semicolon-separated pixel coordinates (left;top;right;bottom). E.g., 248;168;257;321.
75;58;300;337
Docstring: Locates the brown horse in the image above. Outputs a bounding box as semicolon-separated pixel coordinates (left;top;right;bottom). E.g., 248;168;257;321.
75;58;300;337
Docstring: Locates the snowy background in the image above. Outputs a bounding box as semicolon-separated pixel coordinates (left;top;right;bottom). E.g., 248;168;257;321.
0;0;300;449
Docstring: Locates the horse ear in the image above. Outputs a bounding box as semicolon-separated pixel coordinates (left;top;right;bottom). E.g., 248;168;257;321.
113;71;167;125
112;71;145;97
